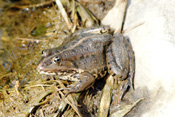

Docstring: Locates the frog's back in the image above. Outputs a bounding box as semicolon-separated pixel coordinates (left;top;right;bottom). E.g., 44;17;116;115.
59;33;112;77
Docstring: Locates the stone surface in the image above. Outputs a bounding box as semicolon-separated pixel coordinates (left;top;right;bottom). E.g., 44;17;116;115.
125;0;175;116
103;0;175;116
102;0;127;32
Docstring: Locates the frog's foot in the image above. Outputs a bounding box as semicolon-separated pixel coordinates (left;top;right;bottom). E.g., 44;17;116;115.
117;79;130;103
63;72;96;97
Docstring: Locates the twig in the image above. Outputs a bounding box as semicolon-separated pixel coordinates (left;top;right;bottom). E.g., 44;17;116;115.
98;75;113;117
122;22;145;34
55;0;72;29
111;98;144;117
11;0;55;9
59;91;83;117
25;89;55;117
56;80;82;117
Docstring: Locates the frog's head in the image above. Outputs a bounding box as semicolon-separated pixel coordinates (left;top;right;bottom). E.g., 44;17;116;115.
37;53;78;76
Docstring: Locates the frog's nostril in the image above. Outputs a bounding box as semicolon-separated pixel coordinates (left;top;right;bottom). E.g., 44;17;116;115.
42;50;51;57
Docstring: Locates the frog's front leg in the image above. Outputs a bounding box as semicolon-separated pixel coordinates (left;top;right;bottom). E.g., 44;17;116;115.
106;33;135;101
64;71;96;97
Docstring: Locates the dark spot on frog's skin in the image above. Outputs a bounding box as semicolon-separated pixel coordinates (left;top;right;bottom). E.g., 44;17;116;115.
71;49;76;52
107;60;115;65
74;74;80;79
75;38;81;43
129;56;132;60
80;31;84;34
72;41;77;45
83;39;89;43
80;55;84;59
79;34;85;39
112;74;116;77
79;45;83;48
125;38;129;42
125;43;128;48
104;35;109;38
109;67;112;71
63;46;66;49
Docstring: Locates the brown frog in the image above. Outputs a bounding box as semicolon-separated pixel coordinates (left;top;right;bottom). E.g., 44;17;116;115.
37;26;135;100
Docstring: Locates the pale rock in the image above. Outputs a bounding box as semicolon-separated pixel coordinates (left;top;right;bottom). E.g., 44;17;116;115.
103;0;175;116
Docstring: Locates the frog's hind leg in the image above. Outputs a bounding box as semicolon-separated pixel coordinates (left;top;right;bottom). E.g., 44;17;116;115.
64;72;96;97
106;33;135;102
122;36;135;90
106;45;129;102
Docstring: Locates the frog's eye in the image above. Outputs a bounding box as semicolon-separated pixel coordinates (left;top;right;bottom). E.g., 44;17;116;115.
53;56;61;64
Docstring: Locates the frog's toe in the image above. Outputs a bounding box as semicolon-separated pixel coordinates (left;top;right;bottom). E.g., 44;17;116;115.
117;80;130;103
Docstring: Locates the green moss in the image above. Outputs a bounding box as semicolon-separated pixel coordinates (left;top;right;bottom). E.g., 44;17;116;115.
31;25;47;37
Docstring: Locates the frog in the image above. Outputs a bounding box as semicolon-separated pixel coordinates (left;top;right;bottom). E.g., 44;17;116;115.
37;26;135;100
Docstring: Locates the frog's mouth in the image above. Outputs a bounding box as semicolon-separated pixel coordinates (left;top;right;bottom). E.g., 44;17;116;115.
37;65;75;75
37;63;84;76
37;64;84;81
